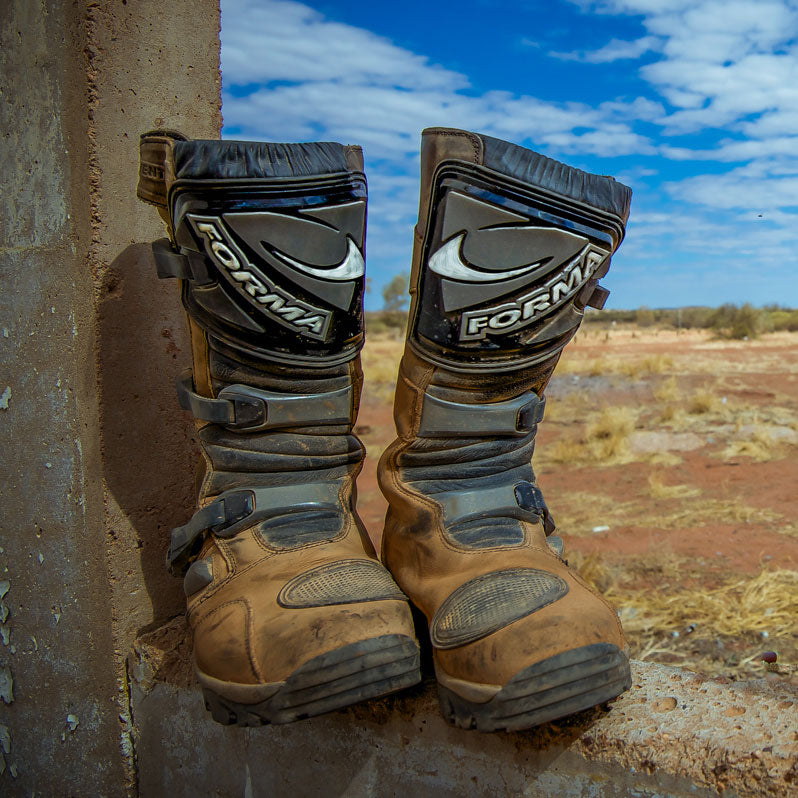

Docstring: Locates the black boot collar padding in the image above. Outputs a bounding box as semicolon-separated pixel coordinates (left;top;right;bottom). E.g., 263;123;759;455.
173;139;355;181
478;133;632;222
424;128;631;222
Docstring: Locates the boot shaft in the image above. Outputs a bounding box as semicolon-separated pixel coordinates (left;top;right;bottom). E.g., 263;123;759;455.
137;132;375;572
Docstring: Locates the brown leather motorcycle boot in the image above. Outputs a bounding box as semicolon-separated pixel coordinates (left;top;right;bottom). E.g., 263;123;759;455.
137;131;420;726
379;128;632;731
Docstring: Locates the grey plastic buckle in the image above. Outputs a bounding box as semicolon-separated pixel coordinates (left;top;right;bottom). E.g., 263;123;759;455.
175;369;353;432
168;491;254;574
433;480;555;532
167;482;341;574
418;387;545;438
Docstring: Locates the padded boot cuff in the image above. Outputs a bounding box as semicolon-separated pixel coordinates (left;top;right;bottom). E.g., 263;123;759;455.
424;127;631;221
173;139;360;180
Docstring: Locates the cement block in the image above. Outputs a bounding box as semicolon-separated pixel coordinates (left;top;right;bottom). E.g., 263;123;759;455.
129;618;797;797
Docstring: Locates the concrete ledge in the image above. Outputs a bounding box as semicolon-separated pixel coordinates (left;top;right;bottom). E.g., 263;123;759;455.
129;618;797;797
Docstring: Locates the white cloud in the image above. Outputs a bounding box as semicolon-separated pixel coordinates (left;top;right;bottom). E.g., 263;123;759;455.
222;0;466;92
552;35;660;62
222;1;655;160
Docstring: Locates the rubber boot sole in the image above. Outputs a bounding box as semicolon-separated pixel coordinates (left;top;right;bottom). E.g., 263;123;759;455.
437;642;631;732
201;633;420;726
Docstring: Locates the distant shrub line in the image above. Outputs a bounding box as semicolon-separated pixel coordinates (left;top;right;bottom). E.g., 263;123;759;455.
365;304;798;340
591;304;798;339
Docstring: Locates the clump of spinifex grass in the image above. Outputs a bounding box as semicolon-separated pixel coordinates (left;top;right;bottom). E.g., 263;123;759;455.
723;426;782;462
586;406;637;461
647;473;701;500
541;406;638;467
618;354;674;377
654;375;680;403
688;387;723;415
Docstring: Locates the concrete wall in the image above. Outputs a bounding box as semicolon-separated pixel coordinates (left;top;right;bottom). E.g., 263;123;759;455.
0;1;221;793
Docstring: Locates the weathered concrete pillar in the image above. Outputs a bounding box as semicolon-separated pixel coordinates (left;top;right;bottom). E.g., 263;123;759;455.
0;1;221;792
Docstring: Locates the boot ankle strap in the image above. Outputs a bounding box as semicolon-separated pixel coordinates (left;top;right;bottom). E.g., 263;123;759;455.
432;480;555;534
417;387;545;438
176;369;353;431
167;483;341;574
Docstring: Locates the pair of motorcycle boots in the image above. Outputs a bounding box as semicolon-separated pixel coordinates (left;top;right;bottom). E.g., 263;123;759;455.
136;127;632;731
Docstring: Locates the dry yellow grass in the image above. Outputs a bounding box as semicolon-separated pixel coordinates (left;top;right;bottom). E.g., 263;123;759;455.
619;354;674;377
722;426;781;462
557;353;674;378
360;336;403;401
688;387;722;415
646;496;783;529
615;569;797;639
647;473;701;500
550;491;628;536
654;375;680;402
545;437;585;466
572;551;798;676
657;404;680;424
586;406;637;461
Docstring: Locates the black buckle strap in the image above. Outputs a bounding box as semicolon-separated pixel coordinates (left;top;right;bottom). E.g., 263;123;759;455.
152;239;212;283
175;369;353;432
167;483;341;574
418;387;545;438
433;480;555;534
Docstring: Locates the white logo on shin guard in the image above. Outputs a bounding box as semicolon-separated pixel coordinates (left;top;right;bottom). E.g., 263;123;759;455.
188;214;331;340
272;236;365;281
429;233;542;282
460;245;609;341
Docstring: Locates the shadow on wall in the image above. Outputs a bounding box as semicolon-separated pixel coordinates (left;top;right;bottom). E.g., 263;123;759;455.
96;242;197;632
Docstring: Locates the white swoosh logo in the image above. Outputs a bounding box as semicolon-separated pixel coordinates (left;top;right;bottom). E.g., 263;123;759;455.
428;233;542;282
271;236;365;282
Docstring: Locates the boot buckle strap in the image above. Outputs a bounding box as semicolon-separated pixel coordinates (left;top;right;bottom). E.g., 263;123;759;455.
167;483;341;574
418;387;545;438
176;369;353;432
152;239;212;283
434;480;555;533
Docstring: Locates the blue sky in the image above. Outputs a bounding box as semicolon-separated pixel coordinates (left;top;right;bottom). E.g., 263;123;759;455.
220;0;798;310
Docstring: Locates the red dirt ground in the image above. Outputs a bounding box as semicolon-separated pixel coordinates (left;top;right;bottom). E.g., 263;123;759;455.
355;328;798;581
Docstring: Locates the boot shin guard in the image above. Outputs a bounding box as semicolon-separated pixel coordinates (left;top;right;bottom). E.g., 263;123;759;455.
408;131;631;373
144;134;368;369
